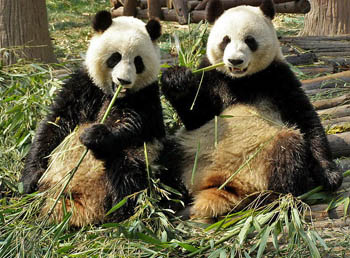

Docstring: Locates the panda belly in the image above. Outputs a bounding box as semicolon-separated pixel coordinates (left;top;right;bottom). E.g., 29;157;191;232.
39;124;109;227
177;100;305;218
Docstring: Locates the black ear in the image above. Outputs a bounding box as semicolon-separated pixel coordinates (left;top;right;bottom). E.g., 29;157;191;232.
92;10;113;32
146;19;162;41
206;0;224;24
260;0;275;20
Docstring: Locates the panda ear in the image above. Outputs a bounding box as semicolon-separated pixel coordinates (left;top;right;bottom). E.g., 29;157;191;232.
146;19;162;41
205;0;224;24
92;10;113;32
260;0;275;20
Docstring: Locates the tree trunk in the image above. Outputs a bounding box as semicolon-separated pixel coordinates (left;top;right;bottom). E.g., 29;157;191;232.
301;0;350;36
0;0;57;65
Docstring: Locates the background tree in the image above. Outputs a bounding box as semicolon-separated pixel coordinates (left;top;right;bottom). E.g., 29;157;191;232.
301;0;350;36
0;0;57;65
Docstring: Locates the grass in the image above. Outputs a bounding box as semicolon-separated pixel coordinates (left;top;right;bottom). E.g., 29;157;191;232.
1;1;350;257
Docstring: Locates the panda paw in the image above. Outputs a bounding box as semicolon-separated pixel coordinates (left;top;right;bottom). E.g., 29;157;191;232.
161;66;194;98
79;124;114;157
322;168;343;191
19;169;44;194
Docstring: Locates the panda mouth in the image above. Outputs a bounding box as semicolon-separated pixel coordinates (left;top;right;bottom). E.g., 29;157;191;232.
112;82;128;94
228;66;248;74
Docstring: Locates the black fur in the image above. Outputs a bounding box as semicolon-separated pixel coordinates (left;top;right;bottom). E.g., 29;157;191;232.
107;52;122;68
20;69;188;221
245;35;258;52
134;56;145;74
219;36;231;51
161;57;343;194
260;0;275;20
145;19;161;41
93;10;113;32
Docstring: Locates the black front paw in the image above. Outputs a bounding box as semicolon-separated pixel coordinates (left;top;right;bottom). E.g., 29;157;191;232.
19;169;44;194
161;66;194;98
322;168;343;191
79;124;114;156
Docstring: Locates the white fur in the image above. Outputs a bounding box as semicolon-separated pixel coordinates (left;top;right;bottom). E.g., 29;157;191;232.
85;16;160;95
207;5;284;78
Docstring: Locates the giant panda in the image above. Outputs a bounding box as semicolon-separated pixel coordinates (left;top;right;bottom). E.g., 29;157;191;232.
19;11;187;227
161;0;343;221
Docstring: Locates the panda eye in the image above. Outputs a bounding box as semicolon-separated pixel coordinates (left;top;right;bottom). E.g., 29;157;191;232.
245;36;258;52
219;35;231;51
134;56;145;74
106;52;121;68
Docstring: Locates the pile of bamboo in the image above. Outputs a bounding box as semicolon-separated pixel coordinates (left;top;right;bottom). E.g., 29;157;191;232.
110;0;310;24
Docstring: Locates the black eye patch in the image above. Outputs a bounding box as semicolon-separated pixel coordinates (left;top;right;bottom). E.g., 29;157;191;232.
106;52;121;68
219;35;231;51
134;56;145;74
245;36;258;52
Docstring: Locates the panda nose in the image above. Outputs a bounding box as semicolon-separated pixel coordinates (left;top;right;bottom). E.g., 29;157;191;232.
228;59;244;66
117;78;131;85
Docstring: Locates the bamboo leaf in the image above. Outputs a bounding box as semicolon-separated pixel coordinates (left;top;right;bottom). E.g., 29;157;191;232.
105;197;128;216
238;216;253;245
311;231;328;250
257;226;271;258
176;242;198;252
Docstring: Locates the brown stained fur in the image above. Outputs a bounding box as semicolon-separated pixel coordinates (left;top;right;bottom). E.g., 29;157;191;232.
39;124;108;227
178;101;304;219
38;122;162;227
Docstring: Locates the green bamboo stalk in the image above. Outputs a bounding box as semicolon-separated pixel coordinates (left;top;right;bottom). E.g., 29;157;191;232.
298;170;350;200
192;62;225;74
44;84;124;222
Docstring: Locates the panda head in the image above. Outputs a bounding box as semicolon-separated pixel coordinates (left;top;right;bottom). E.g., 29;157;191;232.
206;0;284;78
85;11;162;96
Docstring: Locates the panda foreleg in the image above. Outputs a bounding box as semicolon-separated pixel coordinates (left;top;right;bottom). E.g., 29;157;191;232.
161;66;223;130
79;111;144;160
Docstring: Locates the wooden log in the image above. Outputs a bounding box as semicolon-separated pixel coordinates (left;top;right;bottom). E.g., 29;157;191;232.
124;0;138;16
280;35;350;42
313;94;350;111
327;132;350;158
148;0;163;19
113;7;186;22
309;203;350;221
172;0;189;24
323;117;350;127
318;105;350;120
301;71;350;91
320;57;350;72
305;87;346;96
298;65;335;75
316;52;350;58
285;52;317;65
194;0;305;11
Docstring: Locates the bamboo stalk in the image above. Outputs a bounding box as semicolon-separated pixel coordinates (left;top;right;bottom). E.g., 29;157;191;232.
192;62;225;74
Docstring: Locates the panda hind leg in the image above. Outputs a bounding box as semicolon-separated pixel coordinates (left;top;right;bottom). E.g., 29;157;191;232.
267;129;310;196
190;187;242;223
